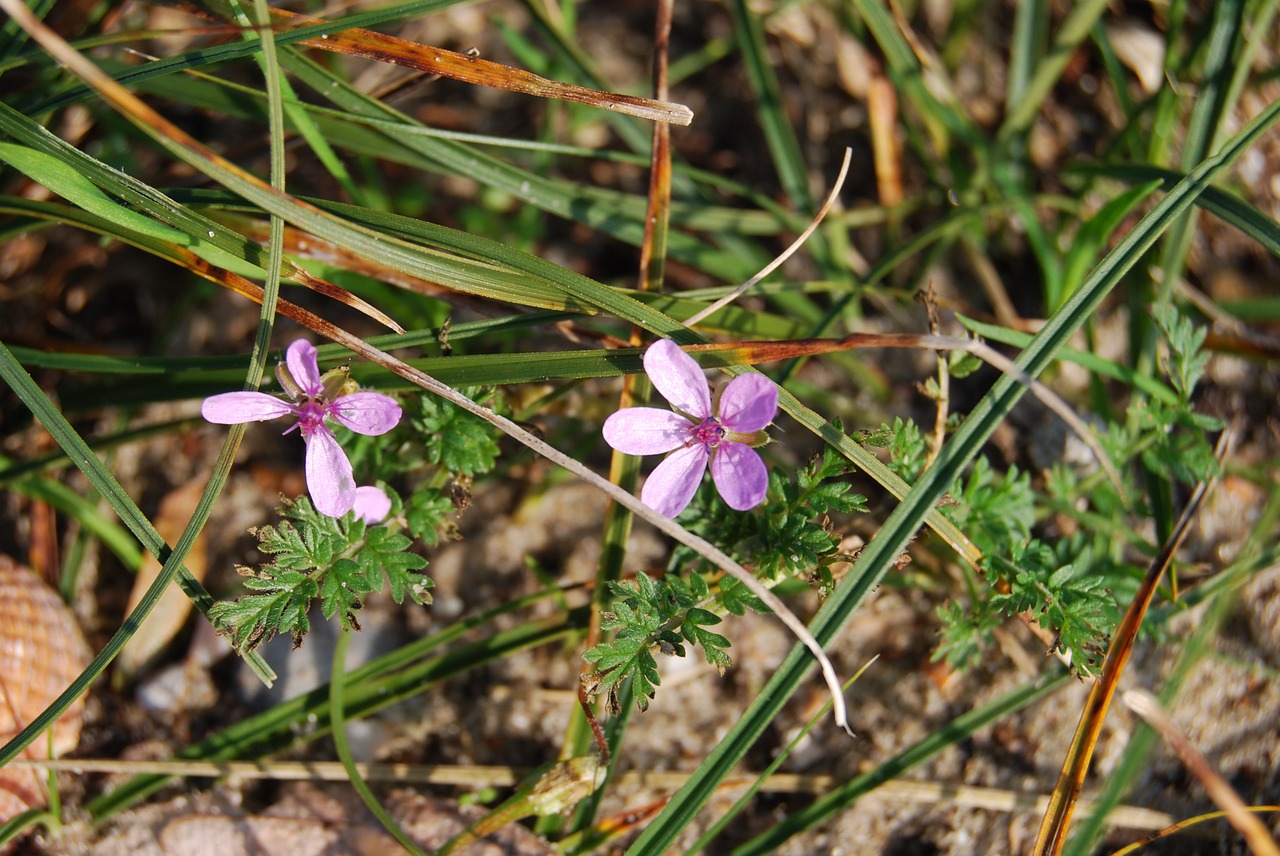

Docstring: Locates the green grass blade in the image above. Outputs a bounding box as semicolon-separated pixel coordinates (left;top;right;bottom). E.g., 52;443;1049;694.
1148;0;1244;312
1057;180;1162;309
1006;0;1048;110
1068;163;1280;259
845;0;978;146
997;0;1110;139
0;101;287;279
0;0;52;59
0;143;269;278
728;0;812;213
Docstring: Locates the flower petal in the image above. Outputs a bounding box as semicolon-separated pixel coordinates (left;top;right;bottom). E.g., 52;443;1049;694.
201;392;295;424
603;408;692;455
643;339;712;420
641;444;708;518
305;427;356;517
717;374;778;433
710;441;769;511
351;485;392;524
286;339;323;396
328;392;402;435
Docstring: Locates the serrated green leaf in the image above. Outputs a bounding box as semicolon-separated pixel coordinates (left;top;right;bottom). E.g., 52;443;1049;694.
319;557;373;629
404;489;455;545
358;526;431;605
413;389;503;476
684;607;722;626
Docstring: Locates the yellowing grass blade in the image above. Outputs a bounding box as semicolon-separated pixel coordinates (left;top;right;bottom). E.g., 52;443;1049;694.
1030;430;1233;855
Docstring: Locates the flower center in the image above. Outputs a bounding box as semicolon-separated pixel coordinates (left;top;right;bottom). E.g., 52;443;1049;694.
295;399;329;437
690;417;725;450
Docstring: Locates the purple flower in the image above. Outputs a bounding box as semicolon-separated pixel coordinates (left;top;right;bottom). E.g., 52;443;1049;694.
202;339;402;518
603;339;777;518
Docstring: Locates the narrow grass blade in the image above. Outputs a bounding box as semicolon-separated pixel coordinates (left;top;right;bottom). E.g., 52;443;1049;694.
1145;0;1244;320
727;0;812;212
998;0;1111;139
732;672;1071;854
86;609;581;819
1070;163;1280;259
329;630;430;855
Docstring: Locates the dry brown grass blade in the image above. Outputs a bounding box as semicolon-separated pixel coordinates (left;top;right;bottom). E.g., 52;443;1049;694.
1109;807;1280;855
286;264;404;333
868;76;903;207
1121;690;1280;856
633;0;673;300
1029;429;1233;856
269;8;693;125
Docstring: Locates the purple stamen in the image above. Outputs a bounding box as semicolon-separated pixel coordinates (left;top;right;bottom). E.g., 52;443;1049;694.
690;418;725;449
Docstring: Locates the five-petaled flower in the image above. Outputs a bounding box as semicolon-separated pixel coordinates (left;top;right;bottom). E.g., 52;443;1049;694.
202;339;402;519
603;339;777;518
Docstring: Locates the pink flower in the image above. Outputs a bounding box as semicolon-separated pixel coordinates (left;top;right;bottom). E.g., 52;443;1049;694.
351;485;393;524
202;340;402;518
603;339;777;518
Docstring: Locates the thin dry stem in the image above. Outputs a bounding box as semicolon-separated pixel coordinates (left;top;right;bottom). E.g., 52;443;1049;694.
683;148;852;327
10;758;1177;829
914;334;1124;496
1108;807;1280;856
920;285;949;470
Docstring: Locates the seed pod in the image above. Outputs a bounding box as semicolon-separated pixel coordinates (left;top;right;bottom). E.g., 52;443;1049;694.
0;555;92;822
